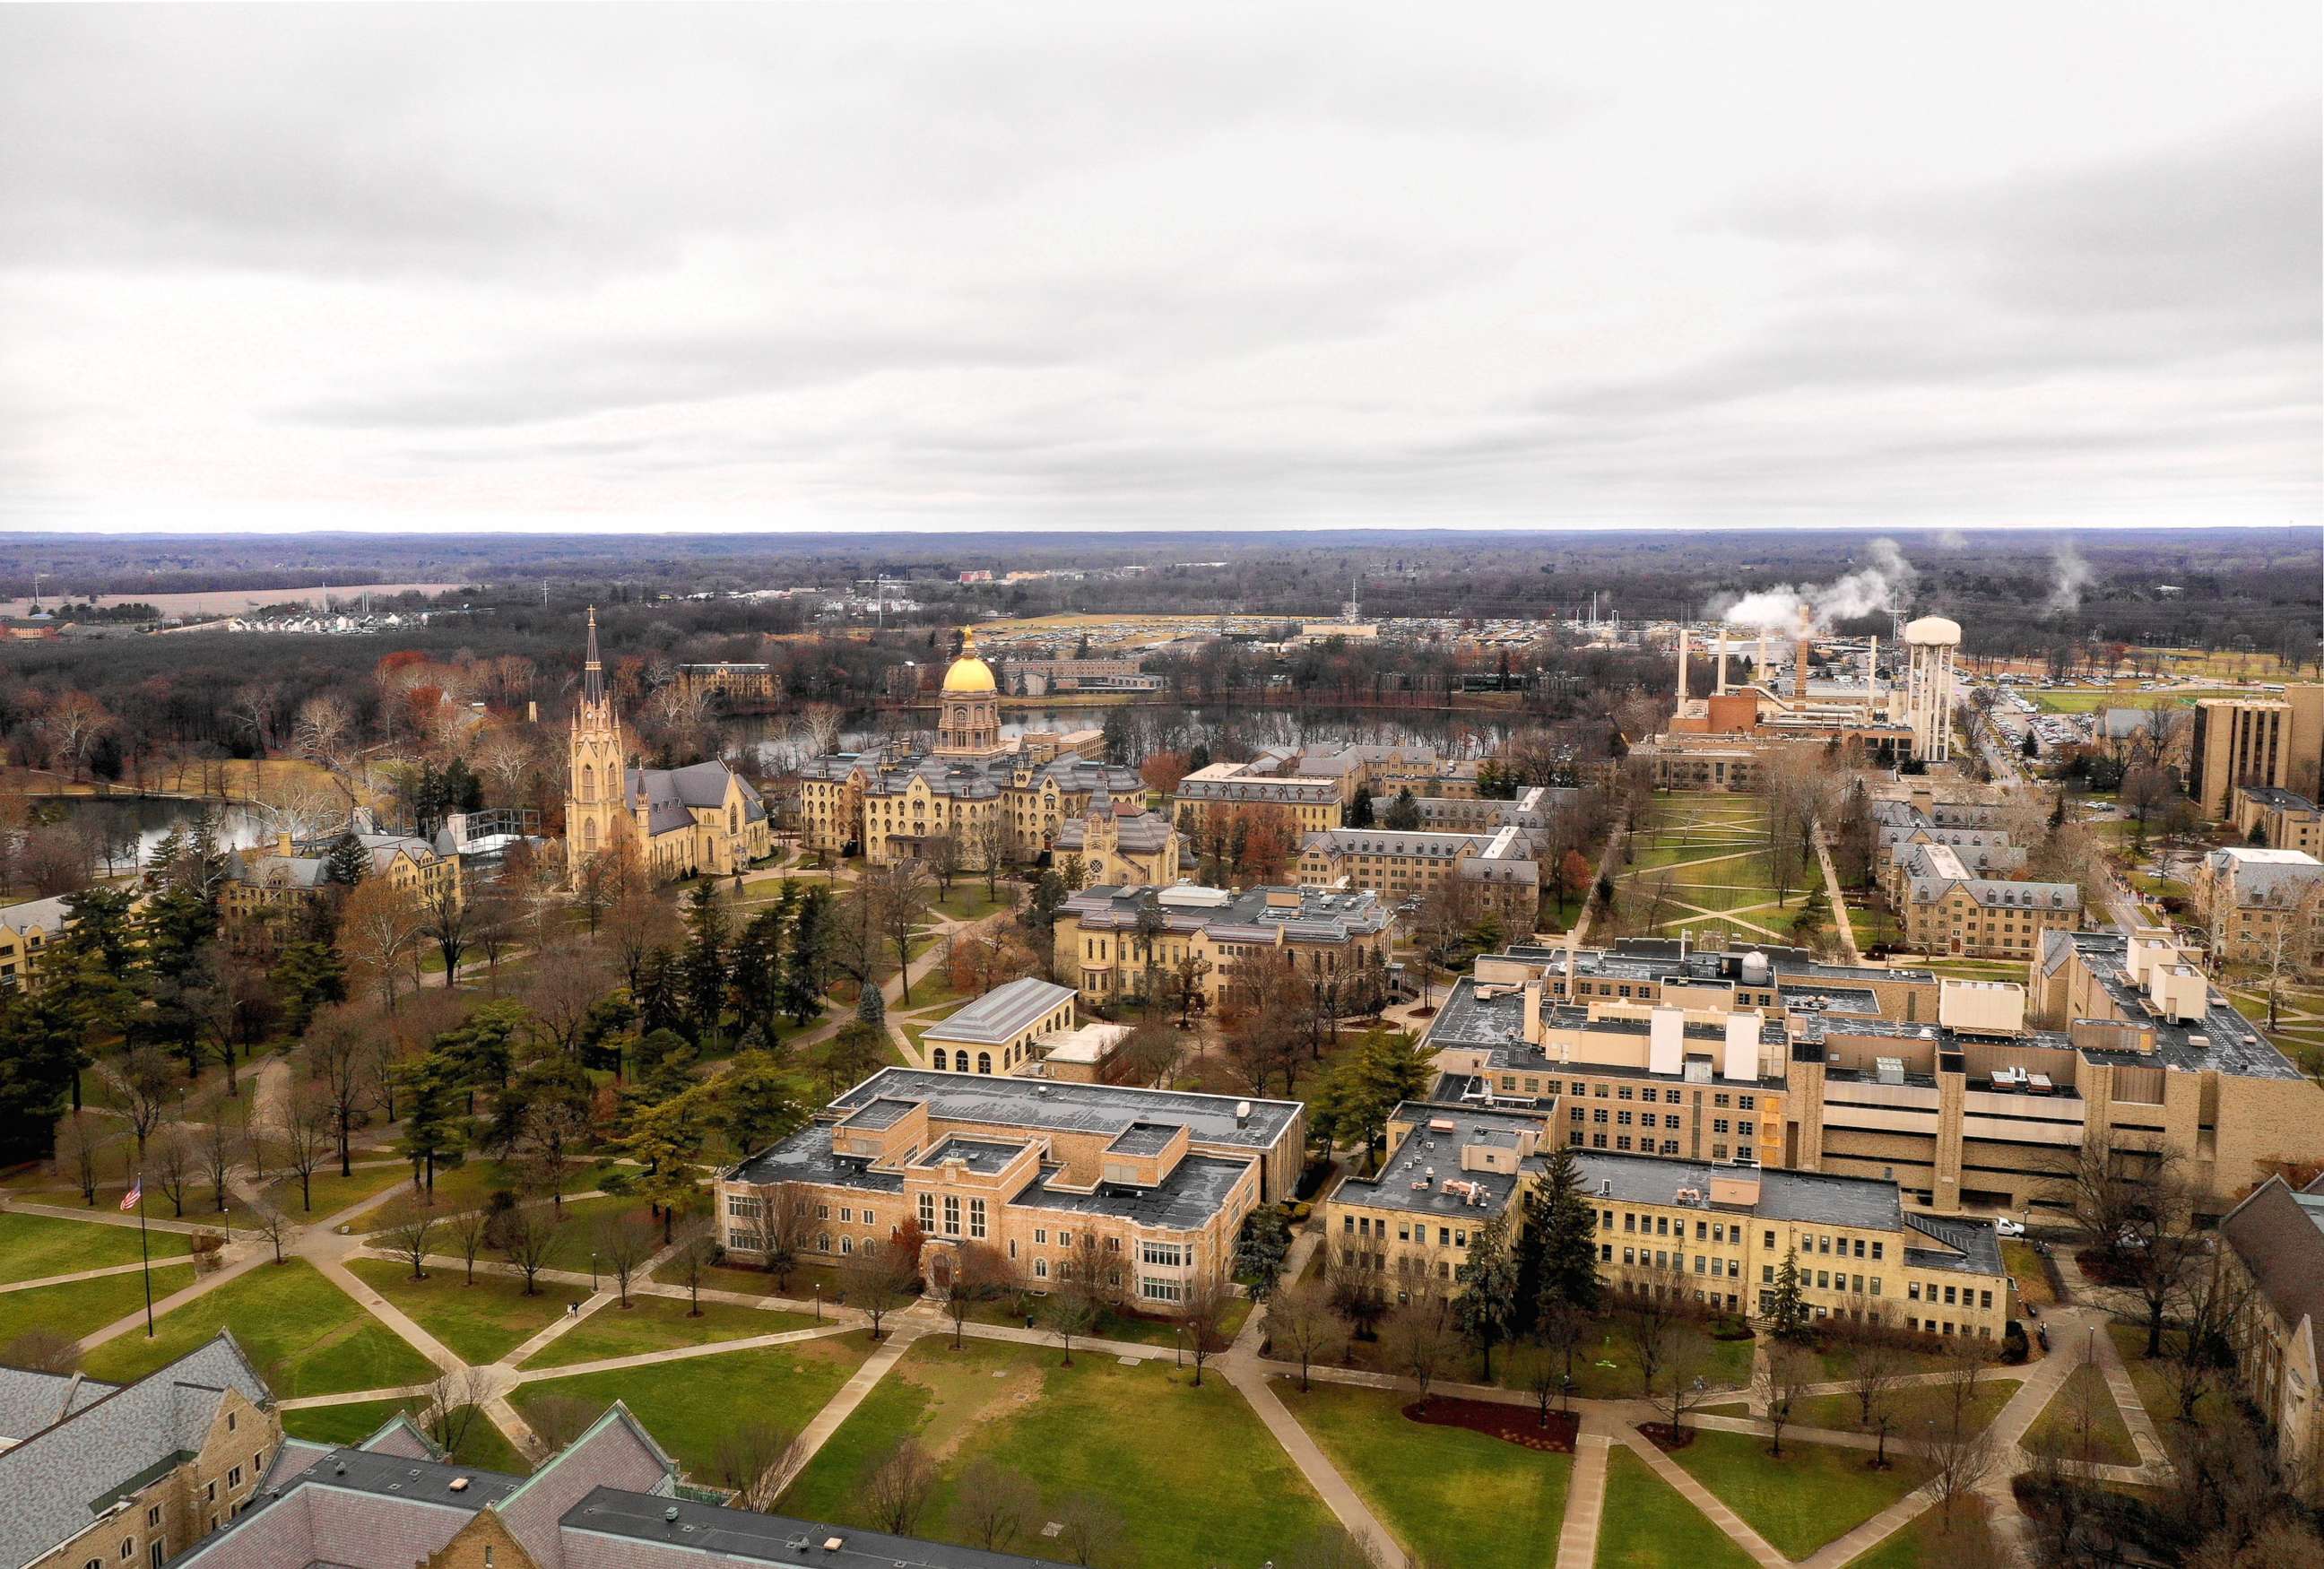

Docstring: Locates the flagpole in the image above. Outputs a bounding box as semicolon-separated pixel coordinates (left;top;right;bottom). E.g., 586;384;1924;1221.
138;1166;154;1338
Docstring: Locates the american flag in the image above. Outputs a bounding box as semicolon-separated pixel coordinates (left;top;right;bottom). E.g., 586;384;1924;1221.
120;1181;141;1212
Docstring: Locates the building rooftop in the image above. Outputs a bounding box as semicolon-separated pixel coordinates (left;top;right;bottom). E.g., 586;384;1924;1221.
2046;929;2308;1082
913;1137;1029;1175
1331;1103;1547;1219
561;1486;1068;1568
921;977;1077;1046
823;1069;1301;1152
1012;1153;1254;1230
1062;883;1390;943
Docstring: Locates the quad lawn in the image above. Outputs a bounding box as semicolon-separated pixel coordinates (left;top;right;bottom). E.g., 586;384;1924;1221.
265;1163;413;1220
1595;1444;1756;1569
282;1398;532;1474
1843;1498;1999;1569
82;1259;438;1398
654;1256;851;1303
2106;1322;2233;1429
0;1269;177;1348
0;1209;192;1281
1279;1381;1570;1569
1749;1375;2021;1437
519;1294;817;1369
776;1336;1336;1569
511;1330;872;1480
931;886;1015;923
1812;1340;1993;1383
2024;1359;2140;1467
345;1257;584;1365
1668;1429;1937;1559
956;1293;1253;1350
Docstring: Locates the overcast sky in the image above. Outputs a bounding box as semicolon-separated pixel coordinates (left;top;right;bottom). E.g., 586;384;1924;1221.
2;4;2317;534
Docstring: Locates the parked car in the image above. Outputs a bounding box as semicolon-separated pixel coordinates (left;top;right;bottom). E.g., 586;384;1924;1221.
1995;1218;2026;1238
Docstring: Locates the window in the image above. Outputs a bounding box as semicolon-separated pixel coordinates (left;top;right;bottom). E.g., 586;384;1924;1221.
229;1467;242;1488
838;1207;853;1224
205;1482;216;1504
969;1199;987;1240
1060;1231;1073;1248
943;1195;961;1236
1034;1259;1049;1279
227;1411;237;1433
1140;1241;1184;1268
147;1508;160;1530
816;1204;829;1220
919;1193;936;1229
1035;1228;1048;1245
1140;1277;1183;1303
1764;1230;1775;1249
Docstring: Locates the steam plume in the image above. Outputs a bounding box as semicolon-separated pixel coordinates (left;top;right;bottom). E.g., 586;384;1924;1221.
1708;536;1918;635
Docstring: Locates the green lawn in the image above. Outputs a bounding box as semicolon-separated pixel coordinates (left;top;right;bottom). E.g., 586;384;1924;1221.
777;1336;1335;1569
932;886;1015;923
345;1258;584;1365
2105;1322;2232;1429
1771;1376;2019;1438
1595;1444;1756;1569
1843;1500;1998;1569
2024;1359;2139;1467
82;1259;438;1397
511;1331;872;1481
265;1163;412;1220
1565;1322;1756;1400
2003;1241;2054;1306
282;1398;531;1474
519;1294;816;1369
1669;1429;1936;1559
1280;1381;1569;1569
0;1209;191;1281
0;1268;179;1348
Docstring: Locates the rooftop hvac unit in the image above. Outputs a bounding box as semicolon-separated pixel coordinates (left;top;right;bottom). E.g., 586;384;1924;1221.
1875;1057;1905;1086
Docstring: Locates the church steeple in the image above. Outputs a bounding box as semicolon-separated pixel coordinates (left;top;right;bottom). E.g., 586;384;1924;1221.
584;605;606;705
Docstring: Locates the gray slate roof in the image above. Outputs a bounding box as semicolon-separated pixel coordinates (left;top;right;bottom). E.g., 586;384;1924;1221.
0;1332;268;1569
921;977;1076;1045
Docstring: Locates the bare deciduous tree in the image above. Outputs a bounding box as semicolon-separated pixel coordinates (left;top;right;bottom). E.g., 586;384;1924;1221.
862;1439;938;1537
1267;1279;1347;1393
377;1200;438;1279
713;1420;802;1512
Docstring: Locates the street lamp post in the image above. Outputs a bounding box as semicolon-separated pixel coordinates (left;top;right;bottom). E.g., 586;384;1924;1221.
590;1251;598;1292
1175;1327;1184;1369
814;1284;823;1322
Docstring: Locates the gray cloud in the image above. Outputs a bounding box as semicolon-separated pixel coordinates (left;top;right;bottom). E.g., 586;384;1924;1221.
0;3;2314;533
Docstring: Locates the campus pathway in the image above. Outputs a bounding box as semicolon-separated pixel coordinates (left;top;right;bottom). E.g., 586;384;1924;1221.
1552;1413;1614;1569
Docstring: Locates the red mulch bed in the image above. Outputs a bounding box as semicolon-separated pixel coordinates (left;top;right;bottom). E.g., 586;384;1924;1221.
1636;1422;1698;1452
1403;1397;1578;1453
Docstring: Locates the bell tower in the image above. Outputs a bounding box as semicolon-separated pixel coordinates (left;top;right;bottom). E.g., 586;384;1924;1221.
566;607;629;877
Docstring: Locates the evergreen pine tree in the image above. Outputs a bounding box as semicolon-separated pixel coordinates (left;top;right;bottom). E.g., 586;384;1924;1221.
1454;1209;1521;1381
1535;1142;1603;1317
325;832;369;887
680;882;730;1044
1767;1245;1810;1340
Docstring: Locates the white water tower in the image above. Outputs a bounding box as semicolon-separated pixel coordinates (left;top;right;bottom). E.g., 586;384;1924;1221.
1903;616;1962;764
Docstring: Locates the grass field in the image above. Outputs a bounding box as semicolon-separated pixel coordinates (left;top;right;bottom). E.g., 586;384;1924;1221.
1595;1444;1757;1569
345;1257;583;1365
2105;1322;2232;1430
2024;1358;2139;1468
2003;1242;2055;1306
82;1260;438;1396
1761;1376;2019;1438
0;1209;192;1281
1669;1429;1936;1558
1618;795;1811;947
1280;1381;1571;1569
264;1162;414;1221
282;1398;531;1474
519;1294;816;1369
0;1268;178;1348
1842;1498;1998;1568
512;1330;872;1480
776;1337;1336;1569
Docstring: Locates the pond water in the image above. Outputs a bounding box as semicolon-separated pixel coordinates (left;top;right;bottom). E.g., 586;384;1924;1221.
36;797;273;873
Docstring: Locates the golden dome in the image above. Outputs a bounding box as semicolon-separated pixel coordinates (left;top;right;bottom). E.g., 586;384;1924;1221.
941;628;998;694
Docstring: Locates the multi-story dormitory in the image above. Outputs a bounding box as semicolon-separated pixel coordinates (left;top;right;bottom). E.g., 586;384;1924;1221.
715;1069;1305;1313
1322;1101;2011;1340
1416;933;2324;1217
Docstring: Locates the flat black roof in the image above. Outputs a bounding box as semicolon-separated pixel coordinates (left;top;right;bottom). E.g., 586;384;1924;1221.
562;1485;1068;1567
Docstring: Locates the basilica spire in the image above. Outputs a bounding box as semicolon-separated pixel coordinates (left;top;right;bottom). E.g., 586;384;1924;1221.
584;605;605;704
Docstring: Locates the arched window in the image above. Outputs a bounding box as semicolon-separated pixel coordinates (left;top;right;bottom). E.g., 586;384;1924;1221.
931;1048;948;1071
582;819;599;852
579;763;594;802
818;1233;830;1253
1034;1258;1049;1279
840;1235;854;1255
977;1052;993;1075
729;805;739;834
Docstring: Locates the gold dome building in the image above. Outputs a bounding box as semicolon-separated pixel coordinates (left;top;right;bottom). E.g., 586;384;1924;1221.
797;628;1154;870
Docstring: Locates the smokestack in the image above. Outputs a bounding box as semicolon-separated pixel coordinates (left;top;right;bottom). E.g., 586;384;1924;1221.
1715;629;1728;697
1794;637;1809;699
1676;628;1689;703
1756;630;1769;686
1868;635;1878;693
